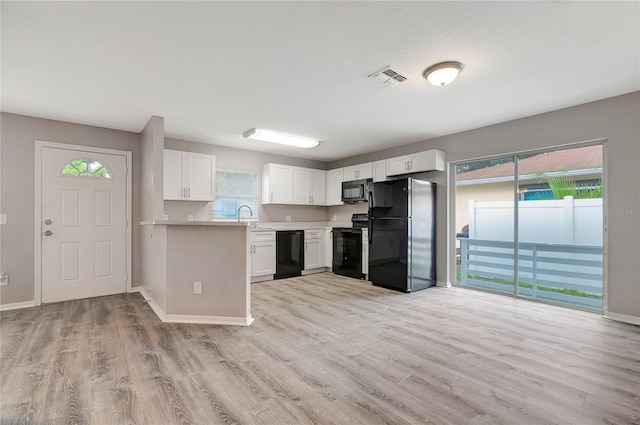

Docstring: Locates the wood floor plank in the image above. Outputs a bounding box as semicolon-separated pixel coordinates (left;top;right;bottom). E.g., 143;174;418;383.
2;275;639;424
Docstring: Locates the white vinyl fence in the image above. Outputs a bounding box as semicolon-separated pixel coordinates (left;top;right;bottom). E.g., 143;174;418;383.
459;197;603;311
468;197;602;245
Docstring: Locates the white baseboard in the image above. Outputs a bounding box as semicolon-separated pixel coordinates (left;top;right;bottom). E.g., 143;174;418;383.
436;280;452;288
130;286;167;321
130;286;253;326
251;274;274;283
604;312;640;326
0;300;36;312
163;314;254;326
301;267;329;276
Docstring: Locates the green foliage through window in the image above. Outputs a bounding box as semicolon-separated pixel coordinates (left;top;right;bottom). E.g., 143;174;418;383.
61;159;111;178
213;170;258;219
544;176;602;199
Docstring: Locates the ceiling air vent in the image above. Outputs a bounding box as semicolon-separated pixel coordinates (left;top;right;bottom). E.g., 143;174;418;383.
368;66;409;87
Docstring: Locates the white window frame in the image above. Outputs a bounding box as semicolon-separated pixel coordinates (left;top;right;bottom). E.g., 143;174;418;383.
212;168;259;222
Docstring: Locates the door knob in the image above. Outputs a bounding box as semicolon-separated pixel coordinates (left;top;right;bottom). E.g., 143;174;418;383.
44;230;53;236
44;219;52;225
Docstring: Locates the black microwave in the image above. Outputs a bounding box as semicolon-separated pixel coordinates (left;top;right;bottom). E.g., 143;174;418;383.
341;179;371;203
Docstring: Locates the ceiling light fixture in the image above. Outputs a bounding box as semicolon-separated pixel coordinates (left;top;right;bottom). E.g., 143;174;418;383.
423;61;464;87
242;128;320;149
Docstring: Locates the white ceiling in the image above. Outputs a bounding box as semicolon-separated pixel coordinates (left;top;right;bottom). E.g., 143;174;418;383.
2;1;638;161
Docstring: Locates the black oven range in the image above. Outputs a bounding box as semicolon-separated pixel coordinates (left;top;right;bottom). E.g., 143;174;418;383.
332;213;368;280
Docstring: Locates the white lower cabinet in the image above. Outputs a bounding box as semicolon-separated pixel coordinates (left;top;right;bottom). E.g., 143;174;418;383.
250;231;276;279
324;228;333;268
304;229;324;270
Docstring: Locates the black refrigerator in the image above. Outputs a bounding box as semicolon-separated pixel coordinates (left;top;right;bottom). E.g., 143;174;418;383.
368;178;436;292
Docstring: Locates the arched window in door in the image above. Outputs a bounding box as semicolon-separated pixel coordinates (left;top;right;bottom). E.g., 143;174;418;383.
61;159;111;178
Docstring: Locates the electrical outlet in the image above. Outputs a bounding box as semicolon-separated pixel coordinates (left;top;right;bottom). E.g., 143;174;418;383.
0;273;8;286
0;214;6;224
193;281;202;295
187;215;194;221
285;216;292;222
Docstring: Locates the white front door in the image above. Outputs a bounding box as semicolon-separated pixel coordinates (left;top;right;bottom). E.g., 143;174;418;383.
41;146;128;303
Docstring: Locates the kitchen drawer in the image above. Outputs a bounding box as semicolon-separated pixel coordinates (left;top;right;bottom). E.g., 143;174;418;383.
251;230;276;242
305;229;322;239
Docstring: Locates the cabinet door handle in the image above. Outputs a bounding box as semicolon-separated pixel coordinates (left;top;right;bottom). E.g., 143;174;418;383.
270;193;273;202
408;161;412;170
187;188;191;198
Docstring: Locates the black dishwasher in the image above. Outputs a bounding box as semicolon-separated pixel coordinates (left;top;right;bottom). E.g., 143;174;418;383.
275;230;304;279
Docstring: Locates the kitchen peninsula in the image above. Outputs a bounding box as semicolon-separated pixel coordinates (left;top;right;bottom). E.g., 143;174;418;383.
138;220;253;326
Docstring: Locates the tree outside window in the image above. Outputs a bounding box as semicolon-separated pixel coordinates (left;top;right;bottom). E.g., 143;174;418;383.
212;170;258;220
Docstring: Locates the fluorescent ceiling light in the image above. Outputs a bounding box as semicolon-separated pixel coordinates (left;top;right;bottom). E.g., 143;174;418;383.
243;128;319;149
424;61;464;87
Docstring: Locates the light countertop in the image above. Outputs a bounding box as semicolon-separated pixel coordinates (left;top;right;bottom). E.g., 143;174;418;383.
140;220;251;227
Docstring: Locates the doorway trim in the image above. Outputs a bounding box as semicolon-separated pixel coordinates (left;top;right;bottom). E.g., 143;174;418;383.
34;140;132;306
448;138;608;314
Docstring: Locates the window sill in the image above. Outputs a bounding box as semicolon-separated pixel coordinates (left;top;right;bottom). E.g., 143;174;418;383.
212;218;259;222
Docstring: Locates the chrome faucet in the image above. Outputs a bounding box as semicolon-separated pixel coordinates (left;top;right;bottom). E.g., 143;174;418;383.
237;204;253;222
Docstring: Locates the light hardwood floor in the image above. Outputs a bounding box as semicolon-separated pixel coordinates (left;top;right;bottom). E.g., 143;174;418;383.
1;272;639;425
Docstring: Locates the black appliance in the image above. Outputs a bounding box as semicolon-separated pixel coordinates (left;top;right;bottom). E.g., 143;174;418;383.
332;213;368;279
368;178;436;292
275;230;304;279
341;179;371;203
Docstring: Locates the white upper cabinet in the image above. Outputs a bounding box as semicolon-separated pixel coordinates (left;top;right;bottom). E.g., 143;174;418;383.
263;163;294;204
343;162;373;181
309;169;326;205
386;149;445;176
386;155;412;176
292;167;310;204
373;160;387;182
164;150;215;201
187;153;216;201
263;164;326;205
325;168;344;206
164;150;186;200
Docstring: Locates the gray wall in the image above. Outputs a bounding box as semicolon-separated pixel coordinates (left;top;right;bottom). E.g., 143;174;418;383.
330;92;640;319
140;116;167;310
0;113;141;304
164;138;329;223
166;225;248;317
0;114;330;306
3;92;638;318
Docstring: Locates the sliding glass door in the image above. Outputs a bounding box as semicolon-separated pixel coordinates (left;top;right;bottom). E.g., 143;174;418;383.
454;144;604;312
515;146;604;311
455;156;515;295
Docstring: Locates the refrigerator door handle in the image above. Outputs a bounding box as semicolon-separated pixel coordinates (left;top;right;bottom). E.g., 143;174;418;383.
368;191;374;244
